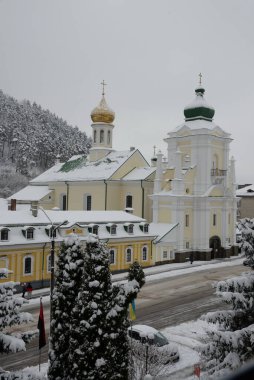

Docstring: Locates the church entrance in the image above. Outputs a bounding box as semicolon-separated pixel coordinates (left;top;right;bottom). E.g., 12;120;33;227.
209;236;221;259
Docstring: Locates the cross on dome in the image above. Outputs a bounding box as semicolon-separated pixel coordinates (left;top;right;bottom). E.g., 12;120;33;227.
198;73;202;87
101;80;107;96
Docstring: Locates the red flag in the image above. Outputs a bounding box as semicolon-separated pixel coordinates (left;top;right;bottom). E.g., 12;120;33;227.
37;298;46;349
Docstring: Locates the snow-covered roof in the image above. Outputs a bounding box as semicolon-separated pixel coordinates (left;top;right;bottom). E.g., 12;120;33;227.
0;198;8;210
0;209;146;226
0;210;156;246
8;185;52;201
30;150;143;183
122;167;156;181
236;184;254;196
149;223;178;243
168;119;229;136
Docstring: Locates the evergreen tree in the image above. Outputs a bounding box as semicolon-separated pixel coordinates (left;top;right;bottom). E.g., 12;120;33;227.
199;218;254;377
128;261;146;288
69;235;113;380
0;281;35;354
48;234;85;380
69;236;145;380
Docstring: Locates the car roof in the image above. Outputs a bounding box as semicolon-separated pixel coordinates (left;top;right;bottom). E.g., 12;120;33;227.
130;324;158;335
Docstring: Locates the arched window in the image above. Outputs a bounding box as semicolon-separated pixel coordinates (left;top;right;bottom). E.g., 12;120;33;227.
212;154;218;169
94;130;97;143
100;130;104;143
107;130;111;144
24;256;32;275
60;193;67;210
142;246;148;261
109;249;116;264
126;247;132;263
126;195;133;208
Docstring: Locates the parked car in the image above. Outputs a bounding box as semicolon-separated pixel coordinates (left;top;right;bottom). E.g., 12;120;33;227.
128;324;179;364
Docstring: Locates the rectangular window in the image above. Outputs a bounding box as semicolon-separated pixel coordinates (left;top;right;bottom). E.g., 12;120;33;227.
1;229;9;241
185;214;189;227
109;249;116;265
126;248;132;263
26;229;34;239
24;257;32;274
213;214;217;226
87;195;92;211
228;213;231;225
186;242;190;249
162;250;168;259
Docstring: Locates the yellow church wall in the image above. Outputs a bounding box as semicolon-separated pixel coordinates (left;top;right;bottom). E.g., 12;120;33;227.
110;150;148;180
209;187;224;197
158;207;172;223
183;167;196;194
106;183;121;210
68;182;106;210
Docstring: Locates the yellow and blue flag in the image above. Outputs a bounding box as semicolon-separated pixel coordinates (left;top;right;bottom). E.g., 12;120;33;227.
129;299;136;321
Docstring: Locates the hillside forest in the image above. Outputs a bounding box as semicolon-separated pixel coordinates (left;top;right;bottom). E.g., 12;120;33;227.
0;90;91;198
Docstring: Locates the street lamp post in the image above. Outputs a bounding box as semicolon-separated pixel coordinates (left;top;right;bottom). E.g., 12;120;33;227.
39;207;68;328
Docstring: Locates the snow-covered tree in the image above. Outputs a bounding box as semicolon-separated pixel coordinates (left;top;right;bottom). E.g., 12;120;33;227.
48;235;85;380
128;261;146;288
69;236;145;380
199;218;254;377
69;235;113;380
0;281;35;354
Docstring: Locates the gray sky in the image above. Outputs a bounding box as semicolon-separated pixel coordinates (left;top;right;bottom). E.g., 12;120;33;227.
0;0;253;184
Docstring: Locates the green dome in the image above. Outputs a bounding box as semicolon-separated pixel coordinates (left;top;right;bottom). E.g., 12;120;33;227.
184;87;215;121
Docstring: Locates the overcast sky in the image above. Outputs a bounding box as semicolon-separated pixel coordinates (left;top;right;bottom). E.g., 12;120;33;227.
0;0;253;184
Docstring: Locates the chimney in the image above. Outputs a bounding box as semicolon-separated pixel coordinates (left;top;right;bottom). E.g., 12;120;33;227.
130;147;135;152
31;201;38;217
55;154;61;164
10;199;16;211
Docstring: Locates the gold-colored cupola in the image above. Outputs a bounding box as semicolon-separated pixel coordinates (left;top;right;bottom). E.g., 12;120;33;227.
91;80;115;124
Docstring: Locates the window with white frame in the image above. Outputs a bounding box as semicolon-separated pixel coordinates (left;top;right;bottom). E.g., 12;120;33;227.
26;228;34;240
60;193;67;210
1;228;9;241
186;242;190;249
107;130;111;144
126;247;132;263
111;225;117;235
83;194;92;211
100;129;104;143
142;246;148;261
185;214;189;227
94;130;97;143
109;249;116;265
213;214;217;226
88;224;99;235
126;195;133;208
24;256;33;275
124;224;134;234
47;255;51;273
162;250;168;259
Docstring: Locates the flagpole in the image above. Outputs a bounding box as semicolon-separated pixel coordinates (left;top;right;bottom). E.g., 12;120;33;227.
39;297;42;372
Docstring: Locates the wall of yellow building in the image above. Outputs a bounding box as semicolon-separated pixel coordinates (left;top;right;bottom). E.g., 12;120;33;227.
158;206;172;223
110;150;148;180
0;238;153;286
211;141;225;169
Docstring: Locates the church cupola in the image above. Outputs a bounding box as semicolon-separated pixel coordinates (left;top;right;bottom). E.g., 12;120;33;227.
184;74;215;122
89;81;115;162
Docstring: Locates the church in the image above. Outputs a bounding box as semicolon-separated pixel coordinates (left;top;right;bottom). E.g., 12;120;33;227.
9;78;238;263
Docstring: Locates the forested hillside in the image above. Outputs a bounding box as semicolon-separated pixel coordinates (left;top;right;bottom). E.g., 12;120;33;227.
0;90;91;197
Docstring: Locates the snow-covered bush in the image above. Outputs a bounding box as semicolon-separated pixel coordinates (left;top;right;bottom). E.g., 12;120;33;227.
0;281;36;354
199;218;254;377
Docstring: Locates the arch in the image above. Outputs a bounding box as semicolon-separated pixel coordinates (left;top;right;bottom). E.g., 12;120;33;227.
142;245;148;261
100;129;104;143
107;130;111;145
109;248;117;265
209;235;221;259
60;193;67;210
212;153;219;169
83;194;92;211
94;130;97;143
23;255;33;275
126;247;133;263
126;194;133;208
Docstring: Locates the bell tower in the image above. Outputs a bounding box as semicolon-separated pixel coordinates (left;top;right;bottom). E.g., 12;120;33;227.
89;81;115;162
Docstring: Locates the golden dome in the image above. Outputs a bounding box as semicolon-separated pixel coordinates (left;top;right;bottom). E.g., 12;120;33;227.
91;95;115;124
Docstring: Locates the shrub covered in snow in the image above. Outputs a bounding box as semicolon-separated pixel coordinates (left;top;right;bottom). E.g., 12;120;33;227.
199;218;254;377
0;281;36;354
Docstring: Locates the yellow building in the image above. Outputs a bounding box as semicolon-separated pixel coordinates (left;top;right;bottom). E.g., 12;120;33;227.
0;207;156;289
10;91;156;222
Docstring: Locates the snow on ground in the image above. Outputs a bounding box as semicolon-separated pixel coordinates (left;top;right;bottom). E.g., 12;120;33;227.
15;257;243;378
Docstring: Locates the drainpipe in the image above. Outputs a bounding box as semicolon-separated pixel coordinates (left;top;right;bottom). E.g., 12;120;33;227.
104;180;108;210
65;181;69;210
41;242;47;288
141;180;144;218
